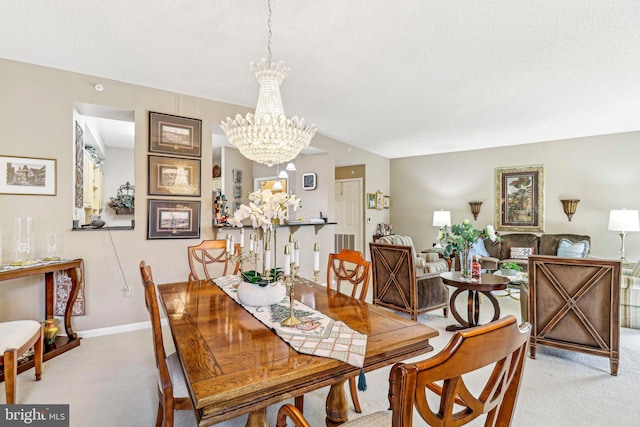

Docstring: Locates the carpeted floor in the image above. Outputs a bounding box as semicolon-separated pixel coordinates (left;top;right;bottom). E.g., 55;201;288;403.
3;292;640;426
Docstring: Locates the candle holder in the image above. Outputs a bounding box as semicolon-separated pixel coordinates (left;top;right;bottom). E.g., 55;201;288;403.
313;269;320;282
281;263;302;326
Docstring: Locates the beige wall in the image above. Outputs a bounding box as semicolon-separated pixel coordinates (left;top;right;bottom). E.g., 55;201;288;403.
390;134;640;261
0;59;390;330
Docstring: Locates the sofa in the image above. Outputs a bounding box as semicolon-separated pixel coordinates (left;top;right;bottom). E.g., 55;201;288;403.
621;263;640;329
478;233;591;272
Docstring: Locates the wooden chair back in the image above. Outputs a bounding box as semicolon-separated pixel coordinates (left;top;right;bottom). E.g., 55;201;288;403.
139;261;171;392
326;249;371;301
369;242;418;313
390;315;531;426
187;240;240;281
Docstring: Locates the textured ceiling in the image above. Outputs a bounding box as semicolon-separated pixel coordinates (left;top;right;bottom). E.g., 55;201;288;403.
1;0;639;159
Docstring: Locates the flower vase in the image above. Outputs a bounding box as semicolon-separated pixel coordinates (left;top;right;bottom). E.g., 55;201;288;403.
43;318;58;345
237;280;286;307
459;248;472;279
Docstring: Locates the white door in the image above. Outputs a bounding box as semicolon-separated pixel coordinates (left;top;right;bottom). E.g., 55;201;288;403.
334;178;363;254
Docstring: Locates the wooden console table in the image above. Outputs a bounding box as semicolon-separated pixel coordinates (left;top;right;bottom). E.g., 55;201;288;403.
0;259;83;382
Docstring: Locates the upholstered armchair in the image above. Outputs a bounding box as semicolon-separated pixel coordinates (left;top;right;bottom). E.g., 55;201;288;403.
369;242;448;320
377;235;448;274
621;263;640;329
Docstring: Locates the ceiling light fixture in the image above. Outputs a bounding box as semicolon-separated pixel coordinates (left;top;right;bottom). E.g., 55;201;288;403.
285;162;296;171
220;0;316;167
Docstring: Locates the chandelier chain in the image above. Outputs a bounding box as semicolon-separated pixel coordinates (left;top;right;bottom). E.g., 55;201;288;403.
267;0;273;62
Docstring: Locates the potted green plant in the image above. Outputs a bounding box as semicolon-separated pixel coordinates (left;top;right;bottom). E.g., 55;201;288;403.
500;262;523;276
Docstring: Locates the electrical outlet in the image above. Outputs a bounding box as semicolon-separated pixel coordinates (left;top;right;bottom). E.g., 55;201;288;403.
123;286;134;297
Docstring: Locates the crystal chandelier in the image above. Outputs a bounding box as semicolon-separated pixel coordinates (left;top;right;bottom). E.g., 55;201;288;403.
220;0;316;167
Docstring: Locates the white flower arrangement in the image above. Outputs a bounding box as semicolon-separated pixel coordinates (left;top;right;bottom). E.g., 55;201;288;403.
229;189;300;230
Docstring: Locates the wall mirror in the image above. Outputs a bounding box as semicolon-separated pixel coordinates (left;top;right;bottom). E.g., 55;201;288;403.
73;102;135;230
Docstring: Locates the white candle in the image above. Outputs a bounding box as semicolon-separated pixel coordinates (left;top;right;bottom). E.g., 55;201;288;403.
294;241;300;267
226;235;231;252
313;243;320;271
230;235;235;253
240;228;245;248
249;234;255;253
284;251;291;276
264;248;271;271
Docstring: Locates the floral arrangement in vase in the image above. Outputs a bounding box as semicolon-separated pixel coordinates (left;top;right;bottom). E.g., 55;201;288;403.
438;219;501;278
228;189;300;230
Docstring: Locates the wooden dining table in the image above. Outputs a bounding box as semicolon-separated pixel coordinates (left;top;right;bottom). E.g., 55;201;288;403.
158;277;439;427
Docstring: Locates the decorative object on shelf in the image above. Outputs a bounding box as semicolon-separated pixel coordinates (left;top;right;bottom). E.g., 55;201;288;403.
219;0;316;166
0;155;57;196
212;164;221;178
149;111;202;157
302;172;317;190
560;199;580;221
148;156;200;196
469;201;483;220
439;220;501;279
90;216;105;229
109;181;135;214
608;209;640;264
147;199;201;239
43;318;58;345
495;164;544;232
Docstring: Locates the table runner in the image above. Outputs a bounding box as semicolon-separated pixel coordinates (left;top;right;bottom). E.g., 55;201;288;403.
214;275;367;368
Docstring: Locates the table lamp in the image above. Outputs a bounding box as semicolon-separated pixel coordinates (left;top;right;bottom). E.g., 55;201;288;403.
432;210;451;247
608;209;640;264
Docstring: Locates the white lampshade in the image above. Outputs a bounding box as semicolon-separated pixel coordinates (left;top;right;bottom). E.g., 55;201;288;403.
285;162;296;171
272;180;283;190
608;209;640;232
278;170;288;179
432;210;451;227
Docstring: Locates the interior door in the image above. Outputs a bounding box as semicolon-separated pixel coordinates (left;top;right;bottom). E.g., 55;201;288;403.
334;178;363;254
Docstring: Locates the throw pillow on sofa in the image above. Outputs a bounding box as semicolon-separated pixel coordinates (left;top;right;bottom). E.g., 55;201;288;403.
470;239;490;257
510;247;535;259
556;238;590;258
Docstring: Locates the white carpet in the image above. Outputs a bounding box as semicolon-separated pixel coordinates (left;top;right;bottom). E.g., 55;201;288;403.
3;293;640;426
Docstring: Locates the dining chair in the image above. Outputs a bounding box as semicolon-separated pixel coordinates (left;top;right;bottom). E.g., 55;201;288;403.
277;315;531;427
0;320;43;404
326;248;371;412
187;240;240;281
139;261;193;427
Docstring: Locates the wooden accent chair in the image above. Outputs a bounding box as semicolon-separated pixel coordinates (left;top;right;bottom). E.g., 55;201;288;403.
528;255;621;375
139;261;193;427
277;315;531;427
370;242;448;320
0;320;43;404
187;240;240;281
327;248;371;413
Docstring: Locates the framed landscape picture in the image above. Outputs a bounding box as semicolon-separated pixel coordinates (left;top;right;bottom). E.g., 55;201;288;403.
495;164;544;232
367;193;376;209
0;155;57;195
148;155;201;196
149;112;202;157
147;199;201;239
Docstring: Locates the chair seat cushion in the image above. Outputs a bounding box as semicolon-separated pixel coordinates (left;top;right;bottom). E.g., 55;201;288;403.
343;410;391;426
164;352;189;398
0;320;41;354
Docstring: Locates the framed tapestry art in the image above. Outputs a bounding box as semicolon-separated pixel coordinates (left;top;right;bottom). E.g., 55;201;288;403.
148;155;201;196
149;112;202;157
147;199;201;239
0;155;57;195
495;164;544;232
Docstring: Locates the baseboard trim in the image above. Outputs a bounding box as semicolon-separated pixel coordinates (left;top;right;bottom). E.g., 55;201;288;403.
78;318;168;338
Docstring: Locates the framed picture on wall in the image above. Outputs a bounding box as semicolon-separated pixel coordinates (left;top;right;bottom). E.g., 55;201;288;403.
149;112;202;157
495;164;544;232
148;155;201;196
383;196;390;209
147;199;201;239
255;176;287;194
367;193;376;209
376;191;384;210
0;155;57;196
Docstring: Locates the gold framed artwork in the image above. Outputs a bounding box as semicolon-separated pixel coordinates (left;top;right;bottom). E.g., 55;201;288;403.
383;195;390;209
0;155;57;195
495;164;544;232
376;191;384;210
148;155;201;196
149;112;202;157
367;193;376;209
254;176;287;194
